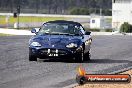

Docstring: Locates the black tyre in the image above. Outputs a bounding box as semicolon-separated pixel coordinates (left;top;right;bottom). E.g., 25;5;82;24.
29;55;37;61
29;48;37;61
75;47;84;62
84;52;91;61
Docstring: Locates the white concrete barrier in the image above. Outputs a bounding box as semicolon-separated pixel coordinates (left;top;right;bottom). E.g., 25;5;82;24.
1;28;132;35
14;22;44;28
0;28;34;35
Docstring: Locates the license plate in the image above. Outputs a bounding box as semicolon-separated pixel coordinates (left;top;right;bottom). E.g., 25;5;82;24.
49;54;58;56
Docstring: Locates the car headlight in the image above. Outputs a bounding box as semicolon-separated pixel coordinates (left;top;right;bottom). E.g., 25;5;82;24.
30;42;41;47
85;39;92;45
66;43;77;48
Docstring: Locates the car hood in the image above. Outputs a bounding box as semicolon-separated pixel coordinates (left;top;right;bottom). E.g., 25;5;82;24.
31;34;82;49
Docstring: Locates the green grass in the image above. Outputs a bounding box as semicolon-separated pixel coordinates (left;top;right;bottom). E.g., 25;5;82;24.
0;15;112;24
0;33;13;36
0;16;66;25
106;18;112;23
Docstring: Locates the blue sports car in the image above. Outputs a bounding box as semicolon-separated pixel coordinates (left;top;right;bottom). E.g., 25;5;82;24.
29;20;92;62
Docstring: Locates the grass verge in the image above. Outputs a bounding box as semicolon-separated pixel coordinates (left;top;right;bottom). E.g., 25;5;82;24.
0;16;66;25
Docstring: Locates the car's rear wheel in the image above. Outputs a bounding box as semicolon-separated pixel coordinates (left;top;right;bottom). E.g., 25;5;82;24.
75;47;84;62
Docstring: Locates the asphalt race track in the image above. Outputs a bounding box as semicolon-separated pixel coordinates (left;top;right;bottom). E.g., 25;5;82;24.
0;35;132;88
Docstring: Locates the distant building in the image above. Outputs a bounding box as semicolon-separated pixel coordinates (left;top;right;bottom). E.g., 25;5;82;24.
90;15;105;29
112;0;132;30
90;15;111;29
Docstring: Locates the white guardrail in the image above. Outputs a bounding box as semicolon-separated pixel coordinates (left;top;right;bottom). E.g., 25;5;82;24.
0;13;112;18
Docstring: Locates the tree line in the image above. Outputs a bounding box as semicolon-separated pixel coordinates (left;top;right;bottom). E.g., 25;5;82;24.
0;0;112;15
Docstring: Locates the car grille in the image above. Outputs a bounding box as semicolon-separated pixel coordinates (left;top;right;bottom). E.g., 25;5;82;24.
39;49;68;55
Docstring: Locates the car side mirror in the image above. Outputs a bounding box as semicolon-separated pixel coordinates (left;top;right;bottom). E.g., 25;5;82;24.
85;31;91;35
31;28;40;34
31;28;37;33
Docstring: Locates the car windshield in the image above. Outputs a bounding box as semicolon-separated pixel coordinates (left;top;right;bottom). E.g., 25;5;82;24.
38;23;80;35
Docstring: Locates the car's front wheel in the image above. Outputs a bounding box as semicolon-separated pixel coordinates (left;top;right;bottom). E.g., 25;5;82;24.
29;55;37;61
84;52;91;61
75;48;84;62
29;49;37;61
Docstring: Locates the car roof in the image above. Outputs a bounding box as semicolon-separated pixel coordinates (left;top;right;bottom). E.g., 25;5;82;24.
45;20;82;26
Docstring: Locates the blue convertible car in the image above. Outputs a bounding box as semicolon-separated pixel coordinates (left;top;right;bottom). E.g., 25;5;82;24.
29;20;92;62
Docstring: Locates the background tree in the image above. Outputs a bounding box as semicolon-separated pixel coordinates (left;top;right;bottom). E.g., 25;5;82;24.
0;0;112;15
120;22;132;33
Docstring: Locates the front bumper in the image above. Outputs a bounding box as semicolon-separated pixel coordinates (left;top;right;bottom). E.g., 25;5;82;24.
29;46;82;59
